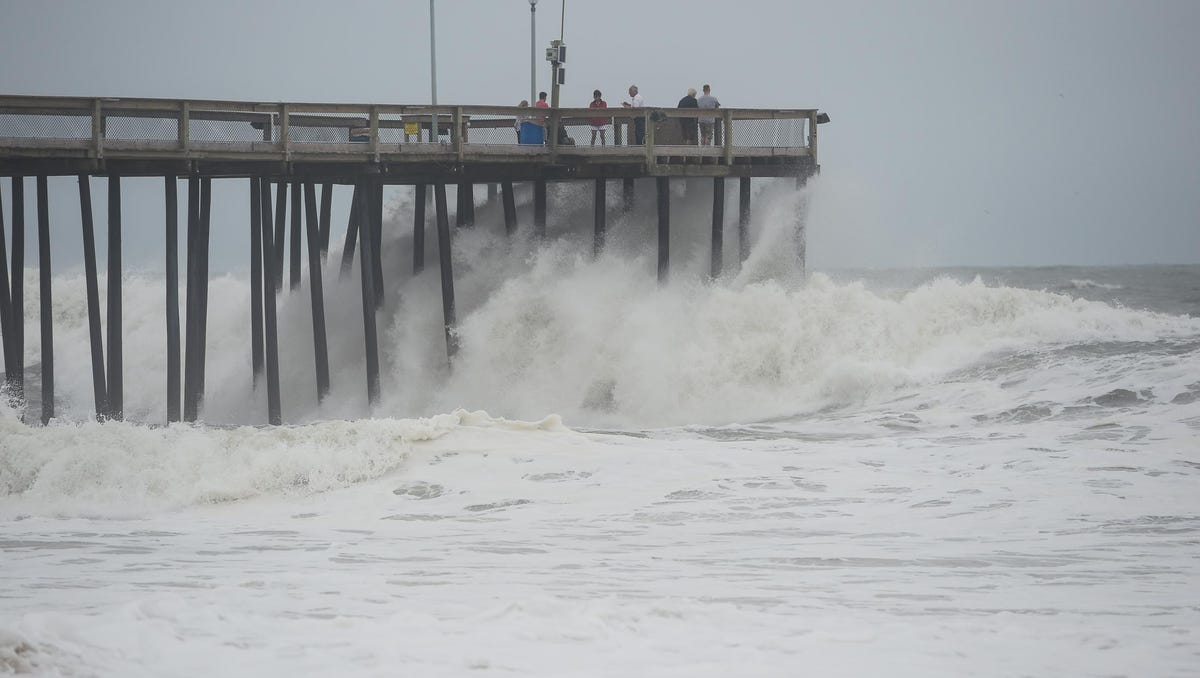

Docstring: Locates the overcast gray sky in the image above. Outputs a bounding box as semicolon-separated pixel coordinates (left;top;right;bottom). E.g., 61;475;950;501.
2;0;1198;268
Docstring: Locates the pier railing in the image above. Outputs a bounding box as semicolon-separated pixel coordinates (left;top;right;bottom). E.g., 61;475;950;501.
0;96;819;169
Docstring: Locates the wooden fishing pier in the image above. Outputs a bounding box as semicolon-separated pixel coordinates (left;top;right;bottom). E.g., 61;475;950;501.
0;95;824;425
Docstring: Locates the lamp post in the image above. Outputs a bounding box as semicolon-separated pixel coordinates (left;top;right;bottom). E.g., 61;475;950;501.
430;0;438;141
529;0;538;104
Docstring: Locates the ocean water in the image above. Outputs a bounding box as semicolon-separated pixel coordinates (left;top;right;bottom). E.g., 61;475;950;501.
1;179;1199;676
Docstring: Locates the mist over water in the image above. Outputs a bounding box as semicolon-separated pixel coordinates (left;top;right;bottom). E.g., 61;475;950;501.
5;178;1197;429
3;179;1200;676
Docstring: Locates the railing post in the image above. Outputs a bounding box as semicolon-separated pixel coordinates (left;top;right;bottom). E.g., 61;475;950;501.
92;99;104;159
549;109;560;162
808;110;819;164
722;109;734;165
280;103;290;156
369;105;380;160
179;101;190;152
645;109;655;168
452;107;463;162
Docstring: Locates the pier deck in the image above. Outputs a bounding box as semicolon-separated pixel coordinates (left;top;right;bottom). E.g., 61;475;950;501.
0;96;819;180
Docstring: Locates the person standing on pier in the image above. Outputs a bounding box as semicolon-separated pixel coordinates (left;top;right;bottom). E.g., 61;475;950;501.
622;85;645;145
515;100;530;143
535;91;550;145
697;84;721;146
588;90;610;146
677;87;699;144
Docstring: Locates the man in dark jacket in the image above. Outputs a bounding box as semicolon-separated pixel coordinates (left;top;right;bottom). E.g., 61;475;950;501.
677;88;699;145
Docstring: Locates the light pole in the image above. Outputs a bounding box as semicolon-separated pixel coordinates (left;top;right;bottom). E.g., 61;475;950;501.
430;0;438;141
429;0;438;105
529;0;538;104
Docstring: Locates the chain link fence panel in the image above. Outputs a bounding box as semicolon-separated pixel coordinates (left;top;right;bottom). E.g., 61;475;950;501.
189;116;270;143
0;113;91;140
105;115;177;141
731;118;808;148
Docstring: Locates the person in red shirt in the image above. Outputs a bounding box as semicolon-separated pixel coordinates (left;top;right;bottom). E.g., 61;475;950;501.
534;91;550;144
588;89;610;146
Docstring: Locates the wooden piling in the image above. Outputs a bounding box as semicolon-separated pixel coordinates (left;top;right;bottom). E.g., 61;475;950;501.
656;176;670;283
106;175;123;420
711;177;725;279
35;176;52;424
355;181;381;406
77;175;108;419
738;177;751;263
165;177;181;422
273;181;286;289
593;178;606;258
183;177;211;422
501;181;517;235
8;177;24;405
456;182;475;228
318;182;332;258
249;178;264;388
195;178;212;413
0;187;11;385
413;183;427;274
304;181;330;402
339;183;360;279
183;176;199;420
289;180;302;289
622;178;635;212
258;177;282;425
433;182;458;360
371;181;384;306
533;179;547;239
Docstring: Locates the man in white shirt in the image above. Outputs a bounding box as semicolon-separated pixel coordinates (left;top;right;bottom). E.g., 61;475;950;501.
697;84;721;146
622;84;646;145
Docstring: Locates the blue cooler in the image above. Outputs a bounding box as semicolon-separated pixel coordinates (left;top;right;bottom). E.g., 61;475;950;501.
519;121;544;145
